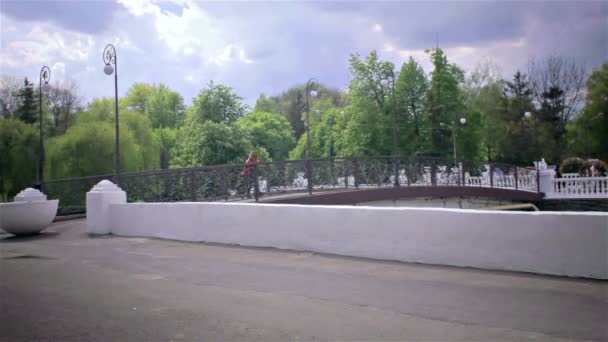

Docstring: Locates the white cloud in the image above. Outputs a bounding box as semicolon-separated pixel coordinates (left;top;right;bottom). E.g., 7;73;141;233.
51;62;66;81
0;22;95;67
373;24;383;32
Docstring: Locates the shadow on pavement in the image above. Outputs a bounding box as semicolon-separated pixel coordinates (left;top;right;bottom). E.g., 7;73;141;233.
0;231;60;243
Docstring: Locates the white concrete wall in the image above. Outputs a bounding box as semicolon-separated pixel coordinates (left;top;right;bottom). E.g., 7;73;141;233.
108;202;608;279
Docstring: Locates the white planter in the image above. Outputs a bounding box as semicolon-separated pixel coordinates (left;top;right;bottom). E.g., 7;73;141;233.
0;188;59;236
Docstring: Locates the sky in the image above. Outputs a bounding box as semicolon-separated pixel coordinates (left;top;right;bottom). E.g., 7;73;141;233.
1;0;606;106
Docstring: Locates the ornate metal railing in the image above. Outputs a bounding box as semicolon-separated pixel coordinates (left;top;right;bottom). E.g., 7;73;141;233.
43;156;538;215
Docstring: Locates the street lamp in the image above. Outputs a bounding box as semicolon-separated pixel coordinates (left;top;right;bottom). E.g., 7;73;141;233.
305;78;319;159
439;117;466;166
37;66;51;189
381;71;400;186
524;111;540;192
103;44;120;182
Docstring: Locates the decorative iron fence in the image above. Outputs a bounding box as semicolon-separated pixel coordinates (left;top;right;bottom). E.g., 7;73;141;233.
43;156;538;215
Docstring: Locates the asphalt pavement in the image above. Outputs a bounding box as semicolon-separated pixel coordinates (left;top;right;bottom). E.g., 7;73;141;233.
1;219;606;341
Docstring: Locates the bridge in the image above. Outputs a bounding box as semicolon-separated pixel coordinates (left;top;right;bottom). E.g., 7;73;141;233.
43;156;542;215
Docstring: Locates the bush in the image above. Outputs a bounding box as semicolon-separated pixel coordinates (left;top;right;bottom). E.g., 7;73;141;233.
590;159;607;177
559;157;590;176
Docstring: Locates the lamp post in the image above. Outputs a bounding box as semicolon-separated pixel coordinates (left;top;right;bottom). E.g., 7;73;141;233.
305;78;319;159
524;111;540;192
103;44;120;183
440;117;466;166
38;66;51;189
381;71;400;186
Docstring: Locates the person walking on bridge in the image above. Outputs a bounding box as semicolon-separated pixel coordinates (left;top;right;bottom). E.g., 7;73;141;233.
241;152;259;198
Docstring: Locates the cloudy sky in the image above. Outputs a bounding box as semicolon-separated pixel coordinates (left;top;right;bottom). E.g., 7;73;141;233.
1;0;606;106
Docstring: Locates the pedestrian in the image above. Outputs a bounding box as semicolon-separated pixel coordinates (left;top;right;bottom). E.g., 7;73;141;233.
241;152;259;198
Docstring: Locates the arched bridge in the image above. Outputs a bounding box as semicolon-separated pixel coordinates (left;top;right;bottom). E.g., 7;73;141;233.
43;156;540;215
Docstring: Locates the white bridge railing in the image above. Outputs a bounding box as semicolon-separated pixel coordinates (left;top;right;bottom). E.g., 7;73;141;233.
550;177;608;199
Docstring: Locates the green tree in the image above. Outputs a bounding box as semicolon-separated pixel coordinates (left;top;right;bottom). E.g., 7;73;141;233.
16;78;36;124
253;94;280;114
257;85;344;141
458;110;482;161
52;98;161;177
289;99;342;159
172;119;252;167
189;82;247;123
121;111;160;171
567;63;608;160
76;98;115;124
0;118;38;200
238;111;295;161
121;83;154;113
502;71;537;165
395;56;430;155
147;84;186;129
45;122;141;179
157;127;177;169
463;61;505;162
426;48;466;157
475;81;509;161
340;51;395;156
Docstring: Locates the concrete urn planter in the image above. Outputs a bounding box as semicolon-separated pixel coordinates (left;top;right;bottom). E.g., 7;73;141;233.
0;188;59;236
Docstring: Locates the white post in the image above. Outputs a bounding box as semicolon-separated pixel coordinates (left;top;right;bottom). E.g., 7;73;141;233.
536;159;555;196
86;180;126;234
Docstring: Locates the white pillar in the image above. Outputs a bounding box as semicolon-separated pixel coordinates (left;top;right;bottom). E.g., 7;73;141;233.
86;180;126;235
536;159;555;195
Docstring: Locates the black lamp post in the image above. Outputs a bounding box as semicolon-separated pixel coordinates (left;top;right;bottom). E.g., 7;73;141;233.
38;66;51;189
381;71;400;186
305;78;319;160
103;44;120;183
524;111;540;192
440;117;467;166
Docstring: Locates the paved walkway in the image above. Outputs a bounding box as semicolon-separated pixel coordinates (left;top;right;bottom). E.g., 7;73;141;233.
1;220;606;341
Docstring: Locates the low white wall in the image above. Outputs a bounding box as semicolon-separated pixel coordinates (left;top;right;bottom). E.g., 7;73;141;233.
108;202;608;279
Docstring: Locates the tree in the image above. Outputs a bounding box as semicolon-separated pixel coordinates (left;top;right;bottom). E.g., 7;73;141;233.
426;48;466;157
253;94;280;114
464;61;505;162
340;51;395;156
474;81;509;162
528;56;586;163
172;119;252;167
121;111;160;171
49;98;160;177
238;111;295;161
147;84;186;129
0;119;38;200
122;83;185;129
47;79;81;136
255;85;345;141
189;82;247;123
502;71;537;165
0;75;21;118
45;121;141;179
75;98;115;125
289;98;342;159
121;83;155;113
395;56;430;155
157;127;177;169
567;63;608;160
16;77;36;124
